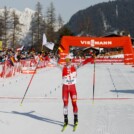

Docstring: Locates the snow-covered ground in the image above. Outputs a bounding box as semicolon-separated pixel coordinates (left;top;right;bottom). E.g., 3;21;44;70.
0;63;134;134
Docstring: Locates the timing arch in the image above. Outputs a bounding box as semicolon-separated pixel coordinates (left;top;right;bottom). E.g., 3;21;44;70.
59;36;134;65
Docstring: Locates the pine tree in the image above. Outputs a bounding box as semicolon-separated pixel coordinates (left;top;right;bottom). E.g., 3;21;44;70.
0;14;4;40
10;10;22;49
30;1;45;52
57;14;64;30
2;6;11;48
46;2;56;42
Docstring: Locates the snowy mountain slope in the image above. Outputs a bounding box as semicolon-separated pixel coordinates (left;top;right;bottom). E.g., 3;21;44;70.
0;8;35;42
66;0;134;36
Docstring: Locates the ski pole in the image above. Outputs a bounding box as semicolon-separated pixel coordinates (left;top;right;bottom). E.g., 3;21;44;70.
92;56;96;104
20;59;40;106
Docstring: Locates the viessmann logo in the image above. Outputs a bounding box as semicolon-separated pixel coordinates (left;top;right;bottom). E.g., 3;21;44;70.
80;39;112;47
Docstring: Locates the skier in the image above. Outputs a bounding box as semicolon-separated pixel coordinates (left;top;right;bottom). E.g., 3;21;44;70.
62;54;78;130
50;53;94;131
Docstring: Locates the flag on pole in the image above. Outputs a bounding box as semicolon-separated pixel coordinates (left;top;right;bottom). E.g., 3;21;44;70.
42;33;47;45
0;41;3;51
17;46;24;51
58;47;63;52
58;45;64;52
45;42;55;50
42;33;55;50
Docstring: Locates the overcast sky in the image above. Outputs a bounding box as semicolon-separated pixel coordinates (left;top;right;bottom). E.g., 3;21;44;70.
0;0;112;23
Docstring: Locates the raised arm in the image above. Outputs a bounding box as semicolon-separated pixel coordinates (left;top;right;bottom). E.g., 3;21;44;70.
75;56;95;70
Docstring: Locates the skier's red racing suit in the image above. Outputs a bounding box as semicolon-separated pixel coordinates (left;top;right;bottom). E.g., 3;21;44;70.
62;64;78;115
50;56;94;115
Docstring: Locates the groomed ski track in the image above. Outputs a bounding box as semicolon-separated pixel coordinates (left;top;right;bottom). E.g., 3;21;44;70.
0;63;134;134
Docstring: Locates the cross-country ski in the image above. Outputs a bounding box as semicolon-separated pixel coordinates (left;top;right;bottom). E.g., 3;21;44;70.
73;122;78;132
61;124;68;132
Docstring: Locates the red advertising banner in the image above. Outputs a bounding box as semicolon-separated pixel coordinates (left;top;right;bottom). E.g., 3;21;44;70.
59;36;134;65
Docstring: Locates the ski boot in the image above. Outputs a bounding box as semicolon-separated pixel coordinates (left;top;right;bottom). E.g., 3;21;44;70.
73;114;78;131
64;114;68;125
61;115;68;132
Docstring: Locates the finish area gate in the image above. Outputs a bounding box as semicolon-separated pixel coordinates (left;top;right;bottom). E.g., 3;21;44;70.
59;36;134;64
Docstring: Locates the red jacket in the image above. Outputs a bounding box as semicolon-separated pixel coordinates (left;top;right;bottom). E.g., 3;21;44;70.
62;65;77;85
